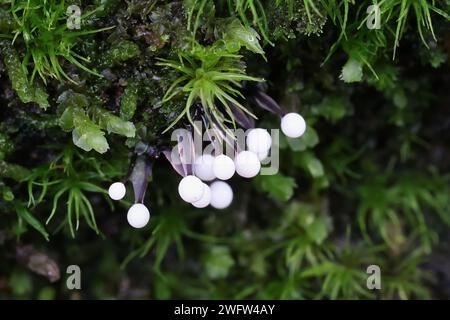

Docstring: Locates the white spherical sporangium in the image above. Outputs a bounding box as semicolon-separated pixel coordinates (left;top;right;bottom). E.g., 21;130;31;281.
234;151;261;178
212;154;235;180
210;181;233;209
192;183;212;208
178;175;205;203
281;112;306;138
194;154;216;181
108;182;126;200
256;149;269;161
246;128;272;154
127;203;150;228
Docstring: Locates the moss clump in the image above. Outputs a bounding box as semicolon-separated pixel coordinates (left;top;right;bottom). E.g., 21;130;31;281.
120;79;139;121
267;0;327;39
0;0;450;300
100;40;142;67
1;42;49;109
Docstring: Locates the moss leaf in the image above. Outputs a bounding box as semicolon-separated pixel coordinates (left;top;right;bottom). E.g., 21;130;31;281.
15;203;49;241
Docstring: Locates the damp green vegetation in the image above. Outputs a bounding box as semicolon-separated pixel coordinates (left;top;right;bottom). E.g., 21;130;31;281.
1;0;450;299
156;19;264;133
1;0;113;84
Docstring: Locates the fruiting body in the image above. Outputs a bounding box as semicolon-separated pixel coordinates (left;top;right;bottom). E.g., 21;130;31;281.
108;182;126;200
257;149;269;161
213;154;235;180
194;154;216;181
192;184;212;208
127;203;150;228
281;113;306;138
247;128;272;154
234;151;261;178
210;181;233;209
178;175;205;203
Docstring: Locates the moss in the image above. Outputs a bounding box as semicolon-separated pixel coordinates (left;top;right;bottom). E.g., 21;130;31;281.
0;161;30;181
120;79;139;121
100;40;142;67
1;0;450;300
92;0;121;17
267;0;326;39
0;132;13;161
0;42;49;109
57;90;135;153
0;8;13;33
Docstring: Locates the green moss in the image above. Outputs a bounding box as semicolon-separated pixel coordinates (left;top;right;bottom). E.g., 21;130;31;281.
156;19;264;133
0;0;450;300
0;161;30;181
0;132;13;161
0;8;13;33
101;40;141;67
57;90;135;153
267;0;326;39
0;42;49;109
92;0;121;17
2;0;113;84
120;79;140;121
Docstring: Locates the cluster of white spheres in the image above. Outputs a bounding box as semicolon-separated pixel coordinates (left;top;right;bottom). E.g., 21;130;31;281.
178;175;233;209
111;114;306;223
108;182;151;229
281;112;306;138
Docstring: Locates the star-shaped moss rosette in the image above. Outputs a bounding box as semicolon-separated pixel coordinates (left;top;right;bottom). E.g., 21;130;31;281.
156;19;265;135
